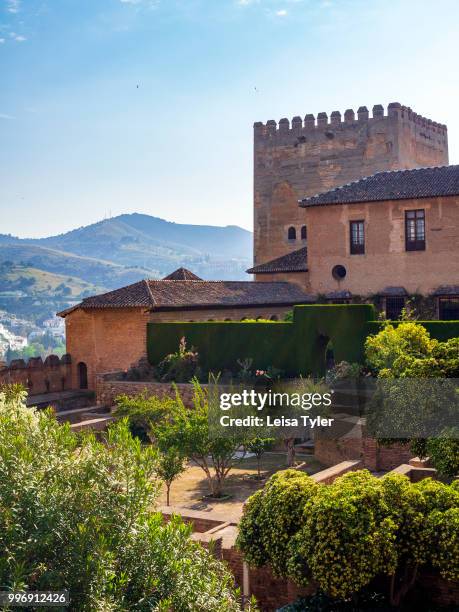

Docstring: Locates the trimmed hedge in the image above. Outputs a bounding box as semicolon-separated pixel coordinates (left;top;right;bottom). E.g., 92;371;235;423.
147;306;459;377
365;320;459;342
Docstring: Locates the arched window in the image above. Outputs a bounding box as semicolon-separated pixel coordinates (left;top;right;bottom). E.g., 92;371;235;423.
301;225;307;241
288;226;296;241
77;362;88;390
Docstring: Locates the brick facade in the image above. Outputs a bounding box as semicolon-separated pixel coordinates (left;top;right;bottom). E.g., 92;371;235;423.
254;103;448;269
304;194;459;296
65;305;293;391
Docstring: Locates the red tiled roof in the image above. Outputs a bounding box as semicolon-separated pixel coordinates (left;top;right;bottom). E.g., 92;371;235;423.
300;165;459;207
247;247;308;274
58;279;312;315
162;267;202;280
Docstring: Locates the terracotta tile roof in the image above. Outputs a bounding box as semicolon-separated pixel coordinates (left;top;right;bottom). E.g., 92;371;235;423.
247;247;308;274
433;285;459;296
300;165;459;207
378;286;408;297
162;267;202;281
59;279;312;314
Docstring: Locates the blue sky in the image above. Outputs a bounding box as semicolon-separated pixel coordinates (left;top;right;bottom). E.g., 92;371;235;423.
1;0;458;238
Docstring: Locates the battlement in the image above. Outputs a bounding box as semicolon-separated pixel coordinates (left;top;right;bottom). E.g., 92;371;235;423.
254;102;447;139
0;354;72;395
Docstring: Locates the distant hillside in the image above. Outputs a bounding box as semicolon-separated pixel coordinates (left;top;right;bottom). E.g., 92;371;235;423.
0;214;253;324
0;244;157;289
32;214;252;274
0;262;102;297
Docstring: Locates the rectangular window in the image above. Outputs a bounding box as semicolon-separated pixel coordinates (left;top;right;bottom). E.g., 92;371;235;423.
405;209;425;251
350;220;365;255
385;297;405;320
438;297;459;321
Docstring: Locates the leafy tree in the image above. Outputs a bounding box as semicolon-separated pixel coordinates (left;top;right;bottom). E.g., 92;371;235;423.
156;381;248;498
246;436;275;479
237;469;459;606
365;322;459;477
0;384;247;611
155;445;186;506
237;470;319;576
114;391;180;443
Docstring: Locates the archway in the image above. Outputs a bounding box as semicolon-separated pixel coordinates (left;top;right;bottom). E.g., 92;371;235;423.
77;362;88;389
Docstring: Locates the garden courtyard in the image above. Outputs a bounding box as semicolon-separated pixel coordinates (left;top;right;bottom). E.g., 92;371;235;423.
158;451;324;519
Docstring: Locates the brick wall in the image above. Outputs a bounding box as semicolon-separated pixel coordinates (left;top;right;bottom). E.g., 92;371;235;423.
0;354;72;395
64;305;293;392
96;375;204;408
304;195;459;296
254;103;448;269
314;436;413;472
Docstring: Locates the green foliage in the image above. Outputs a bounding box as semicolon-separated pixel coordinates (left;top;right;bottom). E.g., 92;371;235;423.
424;430;459;478
154;380;249;497
155;446;185;506
157;337;201;383
278;590;387;611
114;391;180;443
237;469;459;605
0;385;245;611
245;436;275;478
236;470;319;575
365;321;459;478
148;305;376;378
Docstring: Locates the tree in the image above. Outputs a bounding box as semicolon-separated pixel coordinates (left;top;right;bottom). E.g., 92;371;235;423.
365;322;459;477
156;381;249;498
246;436;275;479
155;445;185;506
0;384;247;611
237;468;459;606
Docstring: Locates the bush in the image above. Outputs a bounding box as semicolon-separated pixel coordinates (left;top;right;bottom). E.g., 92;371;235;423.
157;337;201;382
0;385;247;611
237;469;459;606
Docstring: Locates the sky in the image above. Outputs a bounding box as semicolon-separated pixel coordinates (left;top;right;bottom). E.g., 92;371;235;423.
1;0;459;238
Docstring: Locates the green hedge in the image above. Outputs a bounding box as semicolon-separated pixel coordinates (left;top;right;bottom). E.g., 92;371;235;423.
365;320;459;342
148;306;459;377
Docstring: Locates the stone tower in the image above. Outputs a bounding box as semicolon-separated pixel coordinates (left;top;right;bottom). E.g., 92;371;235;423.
253;103;449;266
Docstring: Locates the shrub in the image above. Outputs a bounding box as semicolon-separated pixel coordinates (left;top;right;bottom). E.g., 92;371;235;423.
157;336;201;382
237;469;459;606
236;470;318;576
0;385;247;611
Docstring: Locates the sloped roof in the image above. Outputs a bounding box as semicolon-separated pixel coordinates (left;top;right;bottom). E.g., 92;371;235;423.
247;247;308;274
300;165;459;207
162;267;202;281
58;279;312;315
433;285;459;296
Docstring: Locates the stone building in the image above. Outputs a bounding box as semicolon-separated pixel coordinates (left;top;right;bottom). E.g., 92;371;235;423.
249;103;459;318
58;271;310;390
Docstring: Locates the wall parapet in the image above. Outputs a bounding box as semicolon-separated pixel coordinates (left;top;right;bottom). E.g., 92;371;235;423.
254;102;447;139
0;354;72;395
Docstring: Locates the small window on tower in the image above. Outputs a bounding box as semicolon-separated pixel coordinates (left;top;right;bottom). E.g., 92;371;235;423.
301;225;307;241
288;226;296;241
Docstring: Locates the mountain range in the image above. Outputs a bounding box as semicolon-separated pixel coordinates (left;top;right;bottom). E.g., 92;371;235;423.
0;213;253;288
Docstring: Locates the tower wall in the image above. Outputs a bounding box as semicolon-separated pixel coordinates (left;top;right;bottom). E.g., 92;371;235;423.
253;103;449;266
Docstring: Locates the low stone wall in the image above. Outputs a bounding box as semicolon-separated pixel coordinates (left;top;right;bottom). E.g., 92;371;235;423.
0;354;72;396
96;372;203;408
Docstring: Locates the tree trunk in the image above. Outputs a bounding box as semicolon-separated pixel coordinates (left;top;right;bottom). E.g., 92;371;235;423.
257;456;261;479
286;438;295;467
166;483;171;506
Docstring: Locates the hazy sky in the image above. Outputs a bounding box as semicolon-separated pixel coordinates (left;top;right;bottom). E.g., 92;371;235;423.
1;0;458;238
